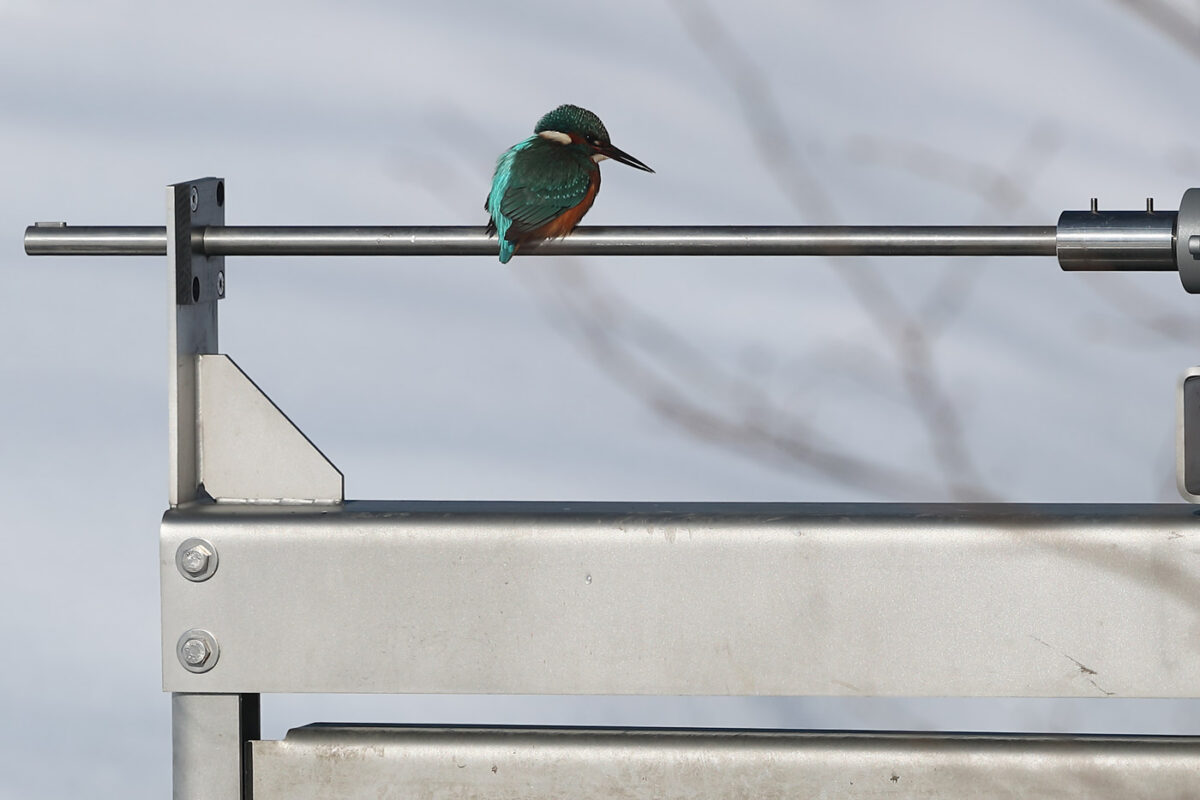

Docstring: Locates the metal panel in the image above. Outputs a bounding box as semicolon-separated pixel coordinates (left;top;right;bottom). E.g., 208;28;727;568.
161;501;1200;696
251;725;1200;800
197;354;342;503
172;693;258;800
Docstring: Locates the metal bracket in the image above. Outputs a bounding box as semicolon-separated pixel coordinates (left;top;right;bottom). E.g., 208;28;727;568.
168;178;225;506
166;178;340;505
197;354;343;503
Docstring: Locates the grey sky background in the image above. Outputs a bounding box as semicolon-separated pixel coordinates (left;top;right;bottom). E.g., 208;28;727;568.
5;0;1200;797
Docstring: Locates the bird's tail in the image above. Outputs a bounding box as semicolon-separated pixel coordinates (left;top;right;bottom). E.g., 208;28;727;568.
498;238;516;264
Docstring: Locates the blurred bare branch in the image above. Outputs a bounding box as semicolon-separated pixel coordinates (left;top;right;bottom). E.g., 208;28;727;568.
667;0;994;499
401;142;955;498
408;2;1007;500
846;122;1063;332
515;261;946;498
401;0;1196;501
1114;0;1200;59
1067;0;1200;346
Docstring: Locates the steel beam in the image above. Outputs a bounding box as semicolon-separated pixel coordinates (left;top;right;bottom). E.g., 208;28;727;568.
161;501;1200;697
250;725;1200;800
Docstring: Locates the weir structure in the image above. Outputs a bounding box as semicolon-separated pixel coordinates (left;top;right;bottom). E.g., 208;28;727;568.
26;178;1200;798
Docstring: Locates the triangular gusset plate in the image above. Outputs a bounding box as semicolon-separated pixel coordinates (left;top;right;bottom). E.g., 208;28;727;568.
197;354;343;503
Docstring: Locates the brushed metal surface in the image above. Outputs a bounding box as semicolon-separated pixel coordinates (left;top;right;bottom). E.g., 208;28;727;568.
196;354;342;504
251;725;1200;800
161;501;1200;696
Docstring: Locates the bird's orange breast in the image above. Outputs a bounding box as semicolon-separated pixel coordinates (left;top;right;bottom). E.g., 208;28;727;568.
528;170;601;241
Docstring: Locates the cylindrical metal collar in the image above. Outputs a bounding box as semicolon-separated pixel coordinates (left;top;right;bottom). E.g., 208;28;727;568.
1056;210;1175;272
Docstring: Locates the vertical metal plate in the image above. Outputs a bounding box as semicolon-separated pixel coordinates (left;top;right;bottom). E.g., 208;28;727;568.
168;178;224;506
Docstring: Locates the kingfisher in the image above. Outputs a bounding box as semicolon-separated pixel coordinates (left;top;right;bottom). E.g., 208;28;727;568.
486;104;654;263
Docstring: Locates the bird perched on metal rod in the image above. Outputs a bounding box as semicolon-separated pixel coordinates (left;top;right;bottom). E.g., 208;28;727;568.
486;104;654;263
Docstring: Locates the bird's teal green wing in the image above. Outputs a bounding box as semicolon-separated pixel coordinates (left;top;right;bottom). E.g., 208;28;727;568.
496;138;595;237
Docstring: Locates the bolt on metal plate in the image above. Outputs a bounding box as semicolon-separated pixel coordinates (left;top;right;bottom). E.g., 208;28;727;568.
176;628;220;673
175;537;218;581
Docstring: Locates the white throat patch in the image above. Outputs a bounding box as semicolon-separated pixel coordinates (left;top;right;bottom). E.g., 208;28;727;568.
538;130;571;145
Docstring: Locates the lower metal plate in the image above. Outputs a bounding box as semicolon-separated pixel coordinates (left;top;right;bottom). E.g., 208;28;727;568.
251;725;1200;799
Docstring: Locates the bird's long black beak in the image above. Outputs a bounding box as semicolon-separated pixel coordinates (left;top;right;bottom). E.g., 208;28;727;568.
600;142;654;173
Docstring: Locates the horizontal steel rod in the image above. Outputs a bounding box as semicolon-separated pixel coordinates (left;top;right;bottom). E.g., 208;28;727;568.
25;225;169;255
24;225;1059;257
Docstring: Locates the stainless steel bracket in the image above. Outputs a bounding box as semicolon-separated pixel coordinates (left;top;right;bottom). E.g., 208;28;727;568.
168;178;224;506
197;354;342;504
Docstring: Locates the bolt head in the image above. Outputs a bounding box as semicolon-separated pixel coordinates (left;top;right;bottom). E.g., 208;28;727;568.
176;628;219;673
181;637;210;666
189;186;199;212
176;538;218;581
180;544;212;574
216;270;225;297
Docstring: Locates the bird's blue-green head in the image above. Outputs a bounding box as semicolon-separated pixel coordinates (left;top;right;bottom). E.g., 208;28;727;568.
535;105;610;143
533;104;654;173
